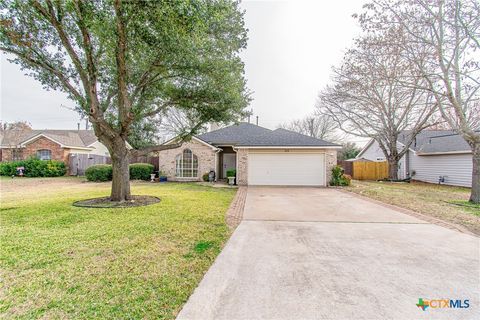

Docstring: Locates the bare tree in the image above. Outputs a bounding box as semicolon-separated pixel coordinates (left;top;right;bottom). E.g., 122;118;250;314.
362;0;480;202
158;108;208;142
318;29;438;179
278;114;339;141
0;121;32;160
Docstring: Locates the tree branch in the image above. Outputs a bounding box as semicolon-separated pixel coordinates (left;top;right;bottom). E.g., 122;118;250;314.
1;46;84;103
130;142;183;157
113;0;134;136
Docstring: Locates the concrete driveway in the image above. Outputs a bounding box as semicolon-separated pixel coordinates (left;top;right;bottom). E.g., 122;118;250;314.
178;187;480;320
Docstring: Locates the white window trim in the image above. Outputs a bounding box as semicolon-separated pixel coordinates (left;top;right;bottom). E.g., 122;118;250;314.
175;149;198;178
37;149;52;160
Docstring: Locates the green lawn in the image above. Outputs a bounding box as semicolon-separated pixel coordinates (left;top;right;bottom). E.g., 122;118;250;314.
0;177;236;319
346;180;480;235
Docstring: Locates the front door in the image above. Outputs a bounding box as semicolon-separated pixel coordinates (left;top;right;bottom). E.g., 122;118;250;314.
222;153;236;178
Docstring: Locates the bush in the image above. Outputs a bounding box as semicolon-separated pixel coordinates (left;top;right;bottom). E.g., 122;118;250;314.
0;161;18;176
226;169;236;177
0;158;66;177
342;174;352;185
130;163;154;180
329;165;351;186
85;163;155;182
202;172;210;182
85;164;112;182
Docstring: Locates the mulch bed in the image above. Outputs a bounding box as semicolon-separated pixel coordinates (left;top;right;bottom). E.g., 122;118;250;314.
73;195;160;208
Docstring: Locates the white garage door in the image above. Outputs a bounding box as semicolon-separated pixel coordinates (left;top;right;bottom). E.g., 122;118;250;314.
248;152;325;186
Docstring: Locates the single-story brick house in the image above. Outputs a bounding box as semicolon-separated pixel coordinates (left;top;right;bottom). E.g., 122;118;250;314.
0;129;109;163
357;130;474;187
159;122;340;186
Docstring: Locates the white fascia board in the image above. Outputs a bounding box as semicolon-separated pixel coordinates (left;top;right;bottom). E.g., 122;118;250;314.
19;133;95;150
416;150;471;156
20;133;66;148
356;138;374;158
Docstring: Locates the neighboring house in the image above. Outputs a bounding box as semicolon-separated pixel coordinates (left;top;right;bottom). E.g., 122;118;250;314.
159;122;340;186
0;129;110;171
357;130;473;187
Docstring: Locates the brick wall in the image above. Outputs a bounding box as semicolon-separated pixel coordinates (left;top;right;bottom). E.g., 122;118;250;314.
236;148;249;185
0;137;68;163
158;140;216;181
1;149;12;162
325;149;337;185
24;137;67;162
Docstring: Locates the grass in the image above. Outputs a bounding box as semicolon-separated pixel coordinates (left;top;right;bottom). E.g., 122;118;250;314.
447;200;480;216
0;177;236;319
345;180;480;235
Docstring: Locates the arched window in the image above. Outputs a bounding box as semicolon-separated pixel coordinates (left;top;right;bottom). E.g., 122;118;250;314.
36;149;51;160
175;149;198;177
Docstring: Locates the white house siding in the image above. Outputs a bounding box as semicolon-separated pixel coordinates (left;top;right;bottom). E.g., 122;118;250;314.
87;141;110;156
360;140;385;161
408;152;472;187
69;141;110;156
359;140;407;179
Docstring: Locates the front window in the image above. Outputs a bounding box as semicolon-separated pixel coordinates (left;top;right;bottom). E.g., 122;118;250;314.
36;149;52;160
175;149;198;177
12;149;23;161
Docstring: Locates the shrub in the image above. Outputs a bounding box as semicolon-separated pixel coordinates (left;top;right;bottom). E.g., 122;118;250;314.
0;158;66;177
42;160;66;177
85;164;112;182
202;172;210;182
226;169;236;177
329;165;351;186
129;163;154;180
85;163;155;182
0;161;18;176
342;174;352;186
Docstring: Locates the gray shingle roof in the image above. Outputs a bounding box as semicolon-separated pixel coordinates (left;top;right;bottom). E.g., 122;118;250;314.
197;122;273;145
417;133;471;153
197;122;339;147
0;129;98;148
398;130;471;153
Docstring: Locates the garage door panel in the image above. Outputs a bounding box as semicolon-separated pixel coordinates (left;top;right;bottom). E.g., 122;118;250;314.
248;153;325;186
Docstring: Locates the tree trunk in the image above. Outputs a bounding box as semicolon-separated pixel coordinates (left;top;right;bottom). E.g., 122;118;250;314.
388;158;399;180
110;141;131;202
470;142;480;204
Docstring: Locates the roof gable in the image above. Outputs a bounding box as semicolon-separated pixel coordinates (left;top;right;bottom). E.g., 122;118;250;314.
0;129;98;149
358;130;472;157
197;122;272;145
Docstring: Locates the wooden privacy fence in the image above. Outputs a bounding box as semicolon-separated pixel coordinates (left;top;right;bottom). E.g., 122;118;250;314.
69;154;159;176
337;160;353;176
69;153;110;176
128;155;159;172
352;161;389;180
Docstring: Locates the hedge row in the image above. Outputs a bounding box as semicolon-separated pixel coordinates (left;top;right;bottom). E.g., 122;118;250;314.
0;158;66;177
85;163;154;182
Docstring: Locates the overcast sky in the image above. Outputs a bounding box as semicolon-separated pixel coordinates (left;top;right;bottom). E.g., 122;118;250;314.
0;0;367;145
